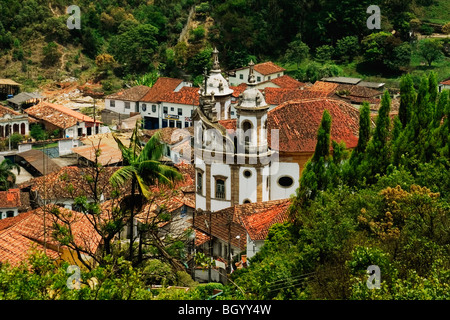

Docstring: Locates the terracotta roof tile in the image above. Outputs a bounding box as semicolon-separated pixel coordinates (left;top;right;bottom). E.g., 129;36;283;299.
106;85;151;101
159;86;199;106
0;206;102;266
267;98;360;153
440;79;450;86
0;104;21;117
71;143;123;166
193;208;247;250
26;166;129;200
0;189;21;208
25;101;100;129
230;83;248;98
140;77;184;103
253;61;285;75
263;87;328;105
270;75;305;89
236;199;291;240
309;81;340;96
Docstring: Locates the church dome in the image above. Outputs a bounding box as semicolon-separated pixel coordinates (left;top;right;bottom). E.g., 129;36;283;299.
236;60;268;109
201;47;233;97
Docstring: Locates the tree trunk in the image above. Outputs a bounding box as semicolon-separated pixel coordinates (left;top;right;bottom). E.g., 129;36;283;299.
128;177;136;262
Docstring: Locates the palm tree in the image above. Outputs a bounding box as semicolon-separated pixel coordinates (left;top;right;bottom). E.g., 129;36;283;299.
109;121;183;262
0;159;20;191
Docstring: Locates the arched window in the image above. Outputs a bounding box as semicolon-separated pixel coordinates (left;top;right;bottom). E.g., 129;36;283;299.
243;199;251;204
20;123;26;135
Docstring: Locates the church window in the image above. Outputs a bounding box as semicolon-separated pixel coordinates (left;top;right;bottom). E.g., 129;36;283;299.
216;179;225;199
197;172;203;194
278;176;294;188
243;170;252;178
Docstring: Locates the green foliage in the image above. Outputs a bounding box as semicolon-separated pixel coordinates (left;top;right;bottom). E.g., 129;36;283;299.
418;39;445;67
109;24;159;74
42;41;61;67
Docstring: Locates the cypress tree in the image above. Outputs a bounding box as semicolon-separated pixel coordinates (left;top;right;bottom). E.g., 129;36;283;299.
365;90;391;181
312;109;331;162
398;74;416;127
428;71;438;106
416;75;432;130
293;110;332;209
434;90;448;127
345;102;371;186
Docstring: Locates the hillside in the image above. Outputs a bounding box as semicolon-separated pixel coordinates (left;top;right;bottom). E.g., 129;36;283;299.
0;0;448;94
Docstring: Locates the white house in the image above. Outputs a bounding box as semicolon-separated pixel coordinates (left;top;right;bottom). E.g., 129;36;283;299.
139;77;194;130
0;105;29;138
0;189;30;219
439;78;450;93
104;85;151;115
25;101;102;139
228;61;286;86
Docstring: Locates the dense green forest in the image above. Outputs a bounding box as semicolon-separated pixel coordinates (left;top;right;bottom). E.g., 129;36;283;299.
0;0;448;92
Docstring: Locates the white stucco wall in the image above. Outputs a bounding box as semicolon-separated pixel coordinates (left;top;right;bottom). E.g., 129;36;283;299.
105;99;138;115
239;167;257;204
0;208;18;219
270;162;299;200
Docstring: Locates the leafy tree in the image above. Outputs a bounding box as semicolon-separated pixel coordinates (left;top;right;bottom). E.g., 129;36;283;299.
334;36;359;62
109;24;159;74
0;158;20;191
109;121;182;264
417;39;444;67
284;35;310;68
315;45;333;63
42;41;61;67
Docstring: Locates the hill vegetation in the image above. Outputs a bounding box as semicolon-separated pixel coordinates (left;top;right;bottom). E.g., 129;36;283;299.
0;0;448;94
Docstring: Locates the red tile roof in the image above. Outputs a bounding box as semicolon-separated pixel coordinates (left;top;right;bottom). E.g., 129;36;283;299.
26;166;128;200
71;143;123;166
253;61;286;75
309;81;339;96
440;79;450;86
106;85;151;101
25;101;100;129
270;75;305;89
230;83;248;98
193;208;247;250
0;104;21;117
235;199;291;240
140;77;184;103
159;86;200;106
267;98;360;153
263;87;328;105
0;189;21;208
0;206;102;266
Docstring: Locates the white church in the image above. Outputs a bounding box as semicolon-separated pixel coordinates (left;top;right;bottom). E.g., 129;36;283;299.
194;49;300;213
